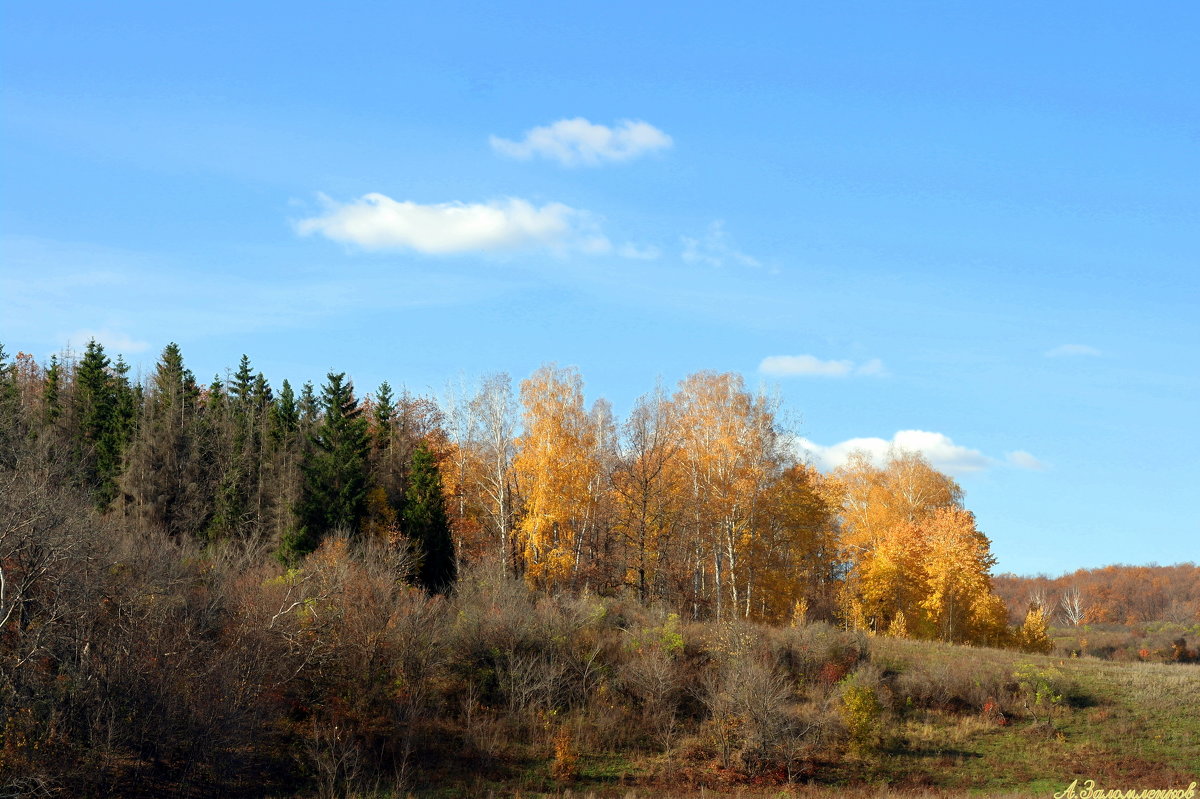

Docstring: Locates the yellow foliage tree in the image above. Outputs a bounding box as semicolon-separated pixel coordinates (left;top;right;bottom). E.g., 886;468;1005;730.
749;464;842;622
836;451;1008;645
918;507;1008;644
1017;604;1055;653
512;364;607;589
673;371;781;620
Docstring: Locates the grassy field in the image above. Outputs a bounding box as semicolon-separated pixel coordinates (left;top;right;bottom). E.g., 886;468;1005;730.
433;636;1199;799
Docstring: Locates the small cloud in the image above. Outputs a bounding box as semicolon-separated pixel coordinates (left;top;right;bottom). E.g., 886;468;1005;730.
1006;450;1047;470
761;355;853;377
296;193;607;255
798;430;992;477
760;354;886;378
617;242;662;261
65;328;149;355
1046;344;1102;358
855;358;888;377
681;221;761;269
490;117;673;166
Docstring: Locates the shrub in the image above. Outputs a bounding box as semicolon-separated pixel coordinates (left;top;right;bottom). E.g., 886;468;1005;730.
550;725;579;783
840;668;882;755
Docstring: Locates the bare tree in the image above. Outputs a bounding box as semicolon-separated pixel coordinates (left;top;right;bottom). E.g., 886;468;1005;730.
1059;584;1087;626
471;374;518;575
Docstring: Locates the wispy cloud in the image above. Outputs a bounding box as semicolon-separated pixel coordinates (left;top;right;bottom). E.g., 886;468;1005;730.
63;328;149;355
681;221;761;268
1006;450;1047;470
798;430;992;476
297;193;609;255
760;354;886;378
617;242;662;261
1045;344;1102;358
3;235;518;362
490;117;673;166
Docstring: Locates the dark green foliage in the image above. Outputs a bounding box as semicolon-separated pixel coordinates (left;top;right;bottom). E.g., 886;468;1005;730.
120;343;218;538
42;355;62;426
272;378;299;440
0;343;20;465
374;379;396;432
72;339;138;508
405;441;456;593
207;356;279;542
298;380;318;427
281;372;370;562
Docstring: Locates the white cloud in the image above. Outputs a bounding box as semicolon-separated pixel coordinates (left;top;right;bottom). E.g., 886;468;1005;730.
761;355;853;377
856;358;887;376
490;117;673;166
617;242;662;260
681;221;761;268
1006;450;1047;470
64;328;149;355
797;430;992;477
1046;344;1102;357
296;193;606;255
759;354;887;378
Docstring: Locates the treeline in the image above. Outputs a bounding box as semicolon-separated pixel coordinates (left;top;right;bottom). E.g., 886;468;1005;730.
1;339;1058;646
4;338;1197;794
994;564;1200;627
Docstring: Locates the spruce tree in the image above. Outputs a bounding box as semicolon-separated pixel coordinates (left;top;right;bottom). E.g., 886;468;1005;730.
405;442;456;593
42;354;62;426
0;343;19;465
272;379;299;441
298;381;318;429
374;380;396;432
72;339;133;508
281;372;369;562
210;356;255;539
121;343;205;536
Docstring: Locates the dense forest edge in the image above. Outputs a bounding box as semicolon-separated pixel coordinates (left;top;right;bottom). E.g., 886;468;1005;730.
1;340;1197;797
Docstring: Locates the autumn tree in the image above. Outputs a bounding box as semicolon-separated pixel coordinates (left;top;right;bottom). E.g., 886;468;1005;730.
1017;602;1054;653
917;507;1009;644
835;451;1007;644
673;371;783;619
512;364;607;589
748;463;843;622
611;385;684;603
470;373;519;573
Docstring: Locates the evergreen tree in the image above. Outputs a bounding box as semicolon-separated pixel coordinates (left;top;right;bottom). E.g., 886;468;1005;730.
405;442;456;593
264;378;303;544
374;380;396;432
42;354;62;426
229;355;255;410
111;354;139;444
208;357;275;541
281;372;370;562
0;343;19;465
272;379;299;441
72;339;133;508
121;343;208;536
298;381;318;429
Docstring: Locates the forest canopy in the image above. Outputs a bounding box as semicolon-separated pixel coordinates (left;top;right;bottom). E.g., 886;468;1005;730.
0;338;1037;643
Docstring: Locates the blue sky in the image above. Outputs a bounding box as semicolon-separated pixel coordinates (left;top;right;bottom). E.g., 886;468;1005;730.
3;2;1197;575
